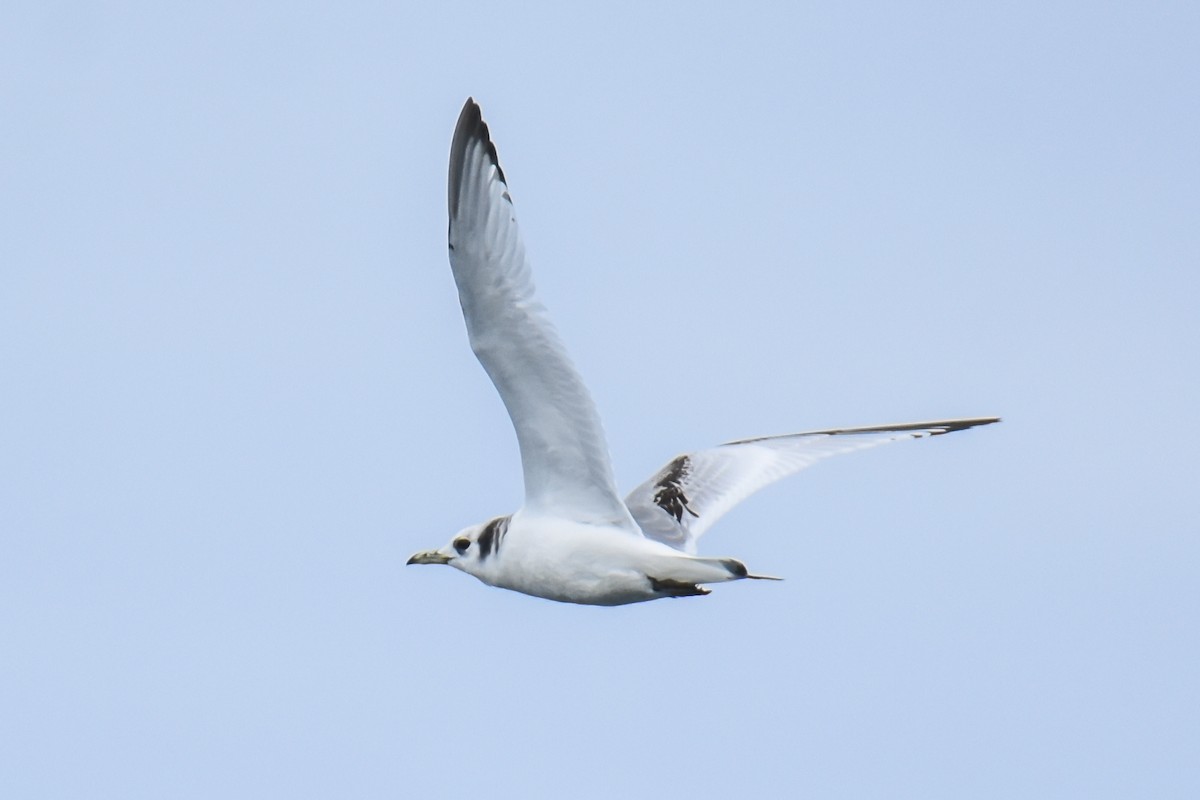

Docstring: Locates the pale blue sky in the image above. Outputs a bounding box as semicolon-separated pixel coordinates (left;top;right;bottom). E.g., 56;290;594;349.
2;2;1198;797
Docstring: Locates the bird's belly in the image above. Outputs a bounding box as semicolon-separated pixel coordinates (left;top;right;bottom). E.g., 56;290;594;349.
491;533;660;606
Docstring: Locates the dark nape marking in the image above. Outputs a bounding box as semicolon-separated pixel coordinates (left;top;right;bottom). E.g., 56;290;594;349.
477;515;510;561
724;416;1001;446
648;577;711;598
652;455;699;523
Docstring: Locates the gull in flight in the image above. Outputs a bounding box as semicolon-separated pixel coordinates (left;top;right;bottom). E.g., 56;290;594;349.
407;98;998;606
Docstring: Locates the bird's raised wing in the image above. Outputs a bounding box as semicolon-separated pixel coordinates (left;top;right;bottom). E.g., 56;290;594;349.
625;417;999;553
447;99;636;530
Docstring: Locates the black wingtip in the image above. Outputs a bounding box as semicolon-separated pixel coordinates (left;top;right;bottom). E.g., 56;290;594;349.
926;416;1002;436
448;97;507;219
724;416;1001;446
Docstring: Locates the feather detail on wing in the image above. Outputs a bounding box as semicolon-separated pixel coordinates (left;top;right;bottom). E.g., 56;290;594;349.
625;417;999;553
447;99;636;530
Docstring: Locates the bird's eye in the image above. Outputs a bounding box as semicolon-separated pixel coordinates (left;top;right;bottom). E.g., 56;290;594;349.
453;537;471;554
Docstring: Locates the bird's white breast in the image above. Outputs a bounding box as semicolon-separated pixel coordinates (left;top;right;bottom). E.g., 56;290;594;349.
482;515;675;605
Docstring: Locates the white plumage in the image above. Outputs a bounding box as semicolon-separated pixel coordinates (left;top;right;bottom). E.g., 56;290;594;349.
406;99;998;606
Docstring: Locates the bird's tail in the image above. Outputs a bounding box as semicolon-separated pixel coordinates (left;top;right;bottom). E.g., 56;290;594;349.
643;553;782;585
701;557;783;582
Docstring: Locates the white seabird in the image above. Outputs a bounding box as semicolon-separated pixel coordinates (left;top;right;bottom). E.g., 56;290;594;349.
407;98;998;606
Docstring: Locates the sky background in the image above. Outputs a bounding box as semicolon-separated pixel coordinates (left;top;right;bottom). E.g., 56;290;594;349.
3;2;1198;797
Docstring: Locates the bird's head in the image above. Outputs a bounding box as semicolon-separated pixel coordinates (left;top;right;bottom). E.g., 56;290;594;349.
406;516;509;580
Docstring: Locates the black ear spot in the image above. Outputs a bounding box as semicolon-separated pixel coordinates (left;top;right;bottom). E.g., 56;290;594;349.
453;537;471;554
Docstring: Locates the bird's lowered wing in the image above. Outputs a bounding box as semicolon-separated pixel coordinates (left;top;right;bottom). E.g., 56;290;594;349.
625;417;999;553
